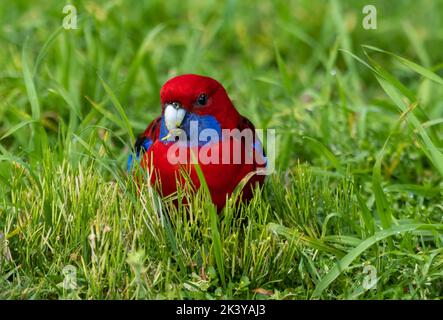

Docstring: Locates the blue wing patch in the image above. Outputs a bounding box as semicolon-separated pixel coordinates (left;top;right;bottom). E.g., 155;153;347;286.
159;113;222;146
127;137;152;172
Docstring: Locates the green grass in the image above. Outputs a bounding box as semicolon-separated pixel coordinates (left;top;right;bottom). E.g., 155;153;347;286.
1;0;443;299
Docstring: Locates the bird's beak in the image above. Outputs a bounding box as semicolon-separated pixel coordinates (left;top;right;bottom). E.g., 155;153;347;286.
162;102;186;141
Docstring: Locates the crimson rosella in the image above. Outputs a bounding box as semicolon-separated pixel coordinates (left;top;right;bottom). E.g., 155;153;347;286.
128;74;266;210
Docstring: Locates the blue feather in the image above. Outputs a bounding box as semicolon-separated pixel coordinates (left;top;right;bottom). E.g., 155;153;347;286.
127;138;153;172
159;112;222;146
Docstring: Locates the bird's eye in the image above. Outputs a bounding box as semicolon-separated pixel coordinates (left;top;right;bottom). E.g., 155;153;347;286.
196;93;208;106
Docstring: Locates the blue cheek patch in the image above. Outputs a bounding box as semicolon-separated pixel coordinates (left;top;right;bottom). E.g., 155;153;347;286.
159;117;169;141
127;138;153;172
159;112;222;146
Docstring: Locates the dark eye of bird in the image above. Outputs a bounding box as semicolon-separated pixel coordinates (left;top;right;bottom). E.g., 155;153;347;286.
197;93;208;106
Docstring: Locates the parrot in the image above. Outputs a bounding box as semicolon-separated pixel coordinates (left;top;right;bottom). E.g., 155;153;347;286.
127;74;266;210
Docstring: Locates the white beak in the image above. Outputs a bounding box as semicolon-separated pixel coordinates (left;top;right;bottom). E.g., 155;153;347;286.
163;103;186;140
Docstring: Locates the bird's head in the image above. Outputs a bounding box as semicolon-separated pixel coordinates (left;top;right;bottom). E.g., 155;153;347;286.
159;74;240;141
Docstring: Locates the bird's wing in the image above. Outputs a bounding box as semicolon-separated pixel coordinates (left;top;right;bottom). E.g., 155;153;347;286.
139;116;162;144
127;116;162;172
237;114;267;164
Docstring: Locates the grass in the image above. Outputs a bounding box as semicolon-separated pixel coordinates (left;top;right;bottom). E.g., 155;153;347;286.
1;0;443;299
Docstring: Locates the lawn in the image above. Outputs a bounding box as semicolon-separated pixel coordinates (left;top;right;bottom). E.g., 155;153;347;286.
0;0;442;299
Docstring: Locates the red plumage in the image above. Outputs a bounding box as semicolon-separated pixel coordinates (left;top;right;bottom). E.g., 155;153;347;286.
133;74;266;210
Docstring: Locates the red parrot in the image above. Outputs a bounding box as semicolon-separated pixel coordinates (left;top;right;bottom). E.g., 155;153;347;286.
128;74;266;210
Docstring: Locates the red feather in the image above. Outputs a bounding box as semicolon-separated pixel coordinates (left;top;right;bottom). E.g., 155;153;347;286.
141;116;161;142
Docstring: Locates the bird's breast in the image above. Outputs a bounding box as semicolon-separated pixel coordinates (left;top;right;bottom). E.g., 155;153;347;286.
141;137;266;208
